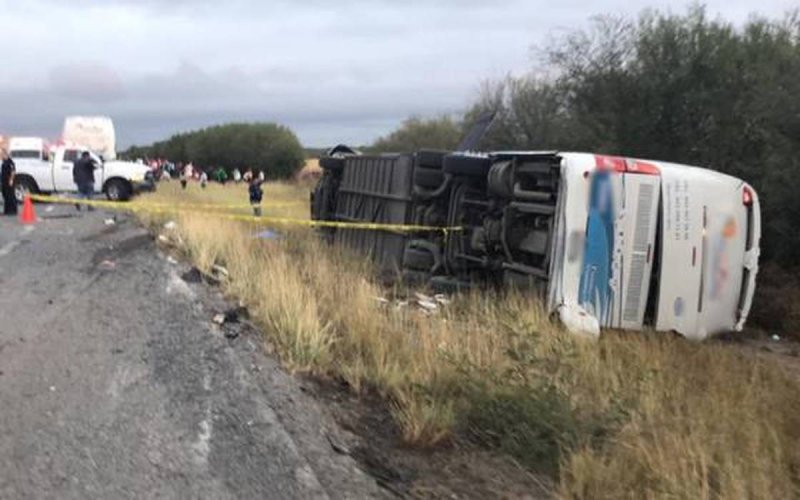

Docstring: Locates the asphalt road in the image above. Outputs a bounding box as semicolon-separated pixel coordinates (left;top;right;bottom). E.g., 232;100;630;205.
0;204;383;499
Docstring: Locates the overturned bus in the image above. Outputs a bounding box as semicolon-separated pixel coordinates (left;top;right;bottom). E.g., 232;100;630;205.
311;140;760;340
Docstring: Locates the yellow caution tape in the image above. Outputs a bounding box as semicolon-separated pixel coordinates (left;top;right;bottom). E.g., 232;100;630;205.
29;194;462;234
30;194;300;212
130;200;305;210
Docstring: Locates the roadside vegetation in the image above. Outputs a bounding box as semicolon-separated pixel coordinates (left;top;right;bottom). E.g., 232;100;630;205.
139;182;800;498
125;123;306;179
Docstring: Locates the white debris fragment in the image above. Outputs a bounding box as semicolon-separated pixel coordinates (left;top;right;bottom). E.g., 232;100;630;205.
434;294;451;306
164;221;177;230
212;313;226;325
104;218;116;226
166;272;195;298
158;234;169;243
166;256;178;265
373;297;390;305
414;292;433;303
45;206;54;213
772;334;781;342
211;265;229;278
557;304;600;339
417;298;438;310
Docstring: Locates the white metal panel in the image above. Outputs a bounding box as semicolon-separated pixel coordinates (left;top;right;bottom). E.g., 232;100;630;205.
62;116;116;161
617;174;661;330
654;163;747;339
547;153;597;313
655;168;704;336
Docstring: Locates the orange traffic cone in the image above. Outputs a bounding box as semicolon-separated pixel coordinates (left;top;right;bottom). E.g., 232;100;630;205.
19;194;36;225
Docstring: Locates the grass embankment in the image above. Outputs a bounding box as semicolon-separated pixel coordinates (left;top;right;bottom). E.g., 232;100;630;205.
140;181;800;499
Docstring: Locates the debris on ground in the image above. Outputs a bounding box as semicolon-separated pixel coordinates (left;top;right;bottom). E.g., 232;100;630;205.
211;264;229;280
181;267;204;284
326;434;351;456
223;306;248;323
772;334;781;342
99;260;116;270
254;229;282;240
417;299;438;312
180;266;221;287
164;221;177;230
414;292;440;313
373;297;390;306
158;234;169;243
104;218;116;226
212;307;249;327
45;206;54;213
166;256;178;265
373;293;451;314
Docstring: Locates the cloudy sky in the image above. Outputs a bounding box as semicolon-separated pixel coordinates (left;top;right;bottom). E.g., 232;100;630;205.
0;0;794;148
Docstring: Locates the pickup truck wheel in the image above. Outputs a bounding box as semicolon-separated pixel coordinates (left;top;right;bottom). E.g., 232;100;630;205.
14;177;37;204
442;154;492;177
105;179;131;201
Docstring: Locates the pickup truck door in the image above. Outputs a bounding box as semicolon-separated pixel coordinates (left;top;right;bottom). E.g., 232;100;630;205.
53;149;78;191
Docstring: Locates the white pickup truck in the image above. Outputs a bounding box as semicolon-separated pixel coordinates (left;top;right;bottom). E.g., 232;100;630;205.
13;146;155;203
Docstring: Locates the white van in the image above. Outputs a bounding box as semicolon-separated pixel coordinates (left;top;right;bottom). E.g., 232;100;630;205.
547;154;760;339
9;137;49;161
62;116;116;161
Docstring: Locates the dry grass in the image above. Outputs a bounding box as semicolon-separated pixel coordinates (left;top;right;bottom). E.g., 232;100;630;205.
139;182;800;498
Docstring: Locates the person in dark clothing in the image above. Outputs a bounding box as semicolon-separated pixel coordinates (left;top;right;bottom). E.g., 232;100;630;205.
249;176;264;216
1;150;17;216
73;151;96;211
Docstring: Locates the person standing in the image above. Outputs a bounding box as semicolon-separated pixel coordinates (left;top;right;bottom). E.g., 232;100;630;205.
1;150;17;216
248;175;264;216
180;164;189;190
213;167;227;185
73;151;96;211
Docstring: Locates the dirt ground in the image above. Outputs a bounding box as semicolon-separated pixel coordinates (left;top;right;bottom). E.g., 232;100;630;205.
301;376;553;499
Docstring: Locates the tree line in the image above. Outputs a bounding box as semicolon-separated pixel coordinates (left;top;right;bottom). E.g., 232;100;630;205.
124;123;306;179
371;7;800;268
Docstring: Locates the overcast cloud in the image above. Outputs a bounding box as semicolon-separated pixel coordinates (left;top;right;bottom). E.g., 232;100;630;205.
0;0;794;148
